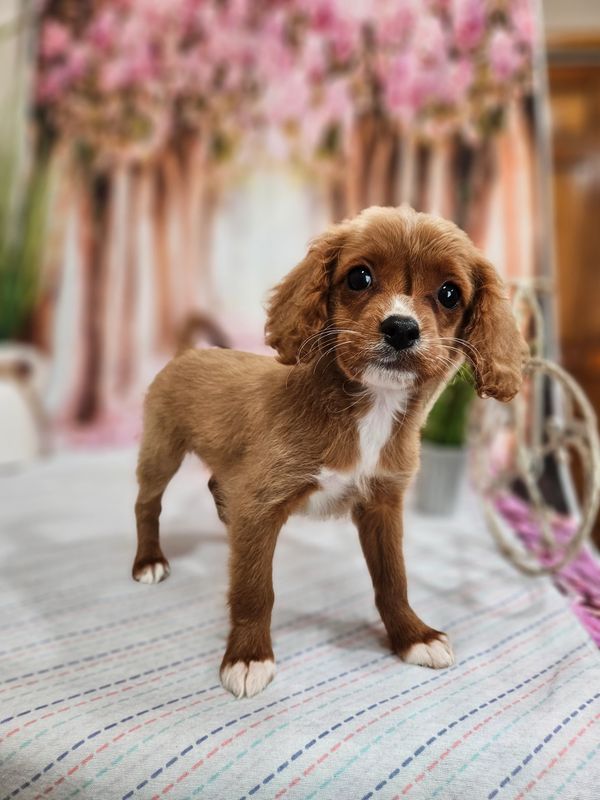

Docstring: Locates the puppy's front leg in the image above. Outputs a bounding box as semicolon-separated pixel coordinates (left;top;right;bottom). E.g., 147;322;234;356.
352;484;454;669
220;509;282;698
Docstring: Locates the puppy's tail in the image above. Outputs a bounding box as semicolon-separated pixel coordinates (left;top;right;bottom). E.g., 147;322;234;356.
176;311;230;355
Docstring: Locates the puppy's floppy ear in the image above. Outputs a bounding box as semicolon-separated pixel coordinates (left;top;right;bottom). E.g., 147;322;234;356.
463;255;529;402
265;224;346;364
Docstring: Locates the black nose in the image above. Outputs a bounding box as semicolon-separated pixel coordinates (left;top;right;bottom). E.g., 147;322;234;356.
380;315;420;351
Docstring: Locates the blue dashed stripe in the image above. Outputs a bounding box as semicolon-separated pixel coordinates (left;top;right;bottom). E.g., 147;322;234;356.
236;611;568;800
486;693;600;799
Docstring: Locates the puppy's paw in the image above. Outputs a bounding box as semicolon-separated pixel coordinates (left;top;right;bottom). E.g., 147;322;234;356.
401;633;454;669
220;659;275;699
132;560;170;585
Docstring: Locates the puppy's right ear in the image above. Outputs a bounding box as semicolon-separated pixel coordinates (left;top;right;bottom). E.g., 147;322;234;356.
265;224;347;364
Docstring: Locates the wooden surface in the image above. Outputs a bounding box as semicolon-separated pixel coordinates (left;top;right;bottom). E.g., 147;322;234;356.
547;33;600;544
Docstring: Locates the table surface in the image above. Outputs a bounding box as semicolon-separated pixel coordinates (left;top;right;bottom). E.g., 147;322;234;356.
0;449;598;800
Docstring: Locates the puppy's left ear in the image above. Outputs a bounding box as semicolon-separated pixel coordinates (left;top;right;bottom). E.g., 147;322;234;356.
463;256;529;401
265;224;346;364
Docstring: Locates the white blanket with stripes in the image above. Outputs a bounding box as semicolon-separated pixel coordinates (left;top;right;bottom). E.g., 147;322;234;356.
0;450;598;800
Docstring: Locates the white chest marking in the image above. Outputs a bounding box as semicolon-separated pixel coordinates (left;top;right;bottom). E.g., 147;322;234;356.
303;387;410;519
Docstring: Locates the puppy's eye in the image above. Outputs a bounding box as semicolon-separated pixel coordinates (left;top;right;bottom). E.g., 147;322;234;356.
437;282;461;309
347;266;372;291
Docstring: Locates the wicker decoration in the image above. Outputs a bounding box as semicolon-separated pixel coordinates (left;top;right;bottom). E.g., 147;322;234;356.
471;285;600;575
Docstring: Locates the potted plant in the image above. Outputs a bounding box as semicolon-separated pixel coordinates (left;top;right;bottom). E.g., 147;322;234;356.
414;365;476;515
0;16;51;467
0;144;50;467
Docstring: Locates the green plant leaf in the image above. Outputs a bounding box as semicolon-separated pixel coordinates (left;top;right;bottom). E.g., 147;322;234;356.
421;364;476;447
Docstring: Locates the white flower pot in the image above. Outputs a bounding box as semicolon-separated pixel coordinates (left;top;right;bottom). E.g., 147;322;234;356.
414;441;467;515
0;344;47;469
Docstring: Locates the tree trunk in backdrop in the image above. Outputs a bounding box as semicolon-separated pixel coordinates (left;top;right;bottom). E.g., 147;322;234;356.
497;102;535;279
196;174;220;314
151;155;175;350
324;114;500;257
151;136;220;348
464;139;496;249
346;114;379;215
366;118;398;208
327;114;401;221
411;141;433;213
324;158;349;223
114;163;142;397
74;167;112;424
174;134;203;318
163;147;188;338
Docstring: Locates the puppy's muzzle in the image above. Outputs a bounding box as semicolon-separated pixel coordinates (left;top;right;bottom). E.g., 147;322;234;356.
380;315;420;351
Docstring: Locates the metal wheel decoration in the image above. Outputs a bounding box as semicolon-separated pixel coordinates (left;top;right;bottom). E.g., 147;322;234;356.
471;286;600;576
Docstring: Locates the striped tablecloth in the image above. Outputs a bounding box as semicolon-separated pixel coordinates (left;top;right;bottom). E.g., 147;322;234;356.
0;450;598;800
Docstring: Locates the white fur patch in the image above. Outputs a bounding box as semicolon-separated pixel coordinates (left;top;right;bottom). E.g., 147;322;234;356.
402;634;454;669
386;295;416;320
134;562;170;585
302;384;412;518
303;468;354;519
221;659;276;698
356;385;410;476
362;365;417;391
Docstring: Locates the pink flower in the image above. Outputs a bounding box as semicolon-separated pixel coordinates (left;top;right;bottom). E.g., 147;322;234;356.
302;0;337;32
377;1;417;49
40;20;70;60
173;49;212;94
87;10;119;51
427;0;452;11
302;33;327;82
383;53;419;122
261;68;312;126
64;44;90;83
36;65;71;103
100;59;132;92
258;14;294;78
322;77;353;128
225;0;251;25
511;0;536;48
444;57;473;104
411;60;446;109
453;0;487;52
414;15;447;63
301;104;329;153
328;16;358;65
488;28;522;81
129;50;159;85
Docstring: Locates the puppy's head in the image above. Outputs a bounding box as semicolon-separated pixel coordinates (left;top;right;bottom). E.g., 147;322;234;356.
265;206;528;400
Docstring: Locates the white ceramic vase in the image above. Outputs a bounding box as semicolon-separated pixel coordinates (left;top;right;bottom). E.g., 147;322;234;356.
414;441;467;515
0;344;47;468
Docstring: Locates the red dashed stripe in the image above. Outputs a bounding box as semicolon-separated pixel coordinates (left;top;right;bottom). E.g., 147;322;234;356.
512;712;600;800
268;618;573;799
149;661;396;797
394;652;590;797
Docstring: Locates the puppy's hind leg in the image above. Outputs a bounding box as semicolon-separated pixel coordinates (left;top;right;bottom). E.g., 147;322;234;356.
132;423;184;585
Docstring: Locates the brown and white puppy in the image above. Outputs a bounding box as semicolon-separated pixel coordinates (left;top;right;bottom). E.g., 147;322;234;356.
132;205;527;699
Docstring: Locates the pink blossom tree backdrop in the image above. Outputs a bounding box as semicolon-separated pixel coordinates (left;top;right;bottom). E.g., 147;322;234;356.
30;0;539;442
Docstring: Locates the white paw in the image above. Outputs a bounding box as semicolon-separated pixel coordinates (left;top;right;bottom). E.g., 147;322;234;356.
402;634;455;669
133;561;170;585
220;659;276;699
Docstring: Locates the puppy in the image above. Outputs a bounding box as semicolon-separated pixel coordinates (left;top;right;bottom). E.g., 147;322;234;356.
132;206;527;698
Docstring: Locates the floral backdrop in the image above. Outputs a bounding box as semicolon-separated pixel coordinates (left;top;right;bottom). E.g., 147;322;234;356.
1;0;541;446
